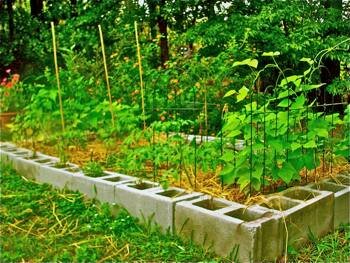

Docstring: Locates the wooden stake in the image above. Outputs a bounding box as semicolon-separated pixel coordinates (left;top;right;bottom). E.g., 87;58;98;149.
98;24;115;128
51;22;65;133
134;21;146;130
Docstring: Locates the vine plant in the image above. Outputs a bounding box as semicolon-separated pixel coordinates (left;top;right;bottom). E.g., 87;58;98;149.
220;52;347;193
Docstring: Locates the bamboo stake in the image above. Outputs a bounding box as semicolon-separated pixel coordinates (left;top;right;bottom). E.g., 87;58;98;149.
134;21;146;130
98;24;115;128
51;22;65;133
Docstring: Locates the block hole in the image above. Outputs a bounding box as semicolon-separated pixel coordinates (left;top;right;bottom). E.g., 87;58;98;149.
103;176;121;182
328;176;350;186
128;182;155;190
310;182;347;192
260;196;300;211
35;159;52;164
6;148;17;152
14;151;28;156
193;199;229;211
51;163;74;169
65;167;81;173
157;189;186;198
224;208;271;222
281;188;319;201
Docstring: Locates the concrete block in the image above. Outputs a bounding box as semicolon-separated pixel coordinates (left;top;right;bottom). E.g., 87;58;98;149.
69;172;135;202
258;186;334;248
0;146;54;180
308;181;350;228
36;162;77;189
174;195;282;262
114;183;202;232
326;174;350;186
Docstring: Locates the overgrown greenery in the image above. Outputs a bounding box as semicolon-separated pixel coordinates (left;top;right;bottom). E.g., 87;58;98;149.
1;1;349;193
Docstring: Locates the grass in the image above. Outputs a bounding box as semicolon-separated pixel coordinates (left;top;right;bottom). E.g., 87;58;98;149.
288;224;350;262
0;165;349;262
0;165;218;262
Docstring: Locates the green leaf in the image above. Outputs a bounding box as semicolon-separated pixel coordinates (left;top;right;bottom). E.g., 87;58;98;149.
304;150;318;170
221;151;234;162
252;165;263;179
304;140;317;148
315;128;329;138
237;176;250;191
278;98;291;108
227;130;241;138
291;95;306;110
278;162;297;184
291;142;301;151
233;59;258;69
262;51;281;57
224;89;236;98
237;86;249;102
280;75;302;87
300;58;314;65
298;84;324;92
220;164;236;185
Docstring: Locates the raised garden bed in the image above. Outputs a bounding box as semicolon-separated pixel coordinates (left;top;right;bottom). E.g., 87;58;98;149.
1;142;349;262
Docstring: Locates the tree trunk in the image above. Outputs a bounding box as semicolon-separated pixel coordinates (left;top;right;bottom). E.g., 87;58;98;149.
30;0;43;19
317;0;343;112
158;0;169;68
71;0;78;18
319;58;342;111
146;0;157;39
6;0;14;42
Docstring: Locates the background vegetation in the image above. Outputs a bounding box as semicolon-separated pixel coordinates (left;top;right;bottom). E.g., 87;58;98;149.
1;0;349;193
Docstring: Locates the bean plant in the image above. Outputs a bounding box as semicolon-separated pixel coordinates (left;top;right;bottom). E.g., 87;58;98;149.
220;52;348;193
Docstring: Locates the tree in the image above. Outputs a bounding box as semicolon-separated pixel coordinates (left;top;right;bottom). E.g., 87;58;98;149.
30;0;43;19
6;0;14;42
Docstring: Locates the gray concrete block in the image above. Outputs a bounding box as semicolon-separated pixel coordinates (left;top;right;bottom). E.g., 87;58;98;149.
258;186;334;248
95;174;135;203
36;163;76;189
0;146;54;180
115;183;202;232
174;195;282;262
308;181;350;228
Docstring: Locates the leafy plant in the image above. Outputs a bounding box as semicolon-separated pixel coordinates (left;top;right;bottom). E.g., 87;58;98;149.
82;161;105;177
220;51;346;193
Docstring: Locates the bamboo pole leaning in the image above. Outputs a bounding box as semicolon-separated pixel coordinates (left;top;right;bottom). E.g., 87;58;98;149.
98;24;115;128
51;22;65;133
134;21;146;130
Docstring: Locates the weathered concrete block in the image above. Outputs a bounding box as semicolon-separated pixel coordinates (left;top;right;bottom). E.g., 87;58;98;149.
114;183;202;232
308;180;350;228
69;172;135;202
36;162;76;189
0;145;56;180
258;186;334;248
174;195;282;262
326;174;350;186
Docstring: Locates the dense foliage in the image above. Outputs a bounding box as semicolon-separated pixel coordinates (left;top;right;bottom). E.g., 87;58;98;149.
1;0;349;194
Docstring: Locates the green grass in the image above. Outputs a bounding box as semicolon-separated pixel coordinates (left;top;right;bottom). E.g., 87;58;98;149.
0;165;349;262
288;224;350;262
0;165;218;262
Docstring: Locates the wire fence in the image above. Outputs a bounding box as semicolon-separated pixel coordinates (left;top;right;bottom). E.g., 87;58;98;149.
114;83;349;196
